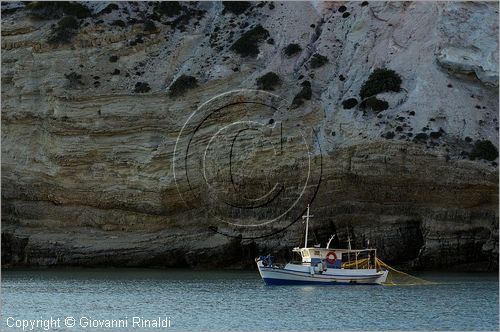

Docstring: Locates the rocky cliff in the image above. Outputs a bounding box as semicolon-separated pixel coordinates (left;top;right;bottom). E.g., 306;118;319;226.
1;1;498;270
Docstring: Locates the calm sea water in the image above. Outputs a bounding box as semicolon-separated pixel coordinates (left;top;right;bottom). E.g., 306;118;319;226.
1;269;498;331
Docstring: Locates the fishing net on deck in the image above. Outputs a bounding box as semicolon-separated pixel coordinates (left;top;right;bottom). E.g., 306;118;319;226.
376;258;435;286
341;258;434;286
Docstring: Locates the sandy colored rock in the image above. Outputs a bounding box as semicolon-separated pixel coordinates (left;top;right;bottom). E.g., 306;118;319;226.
1;1;498;269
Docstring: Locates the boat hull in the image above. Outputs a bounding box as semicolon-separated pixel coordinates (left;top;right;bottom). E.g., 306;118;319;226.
257;262;388;285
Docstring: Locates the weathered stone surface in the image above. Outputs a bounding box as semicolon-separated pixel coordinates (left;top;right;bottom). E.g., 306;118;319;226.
436;1;499;87
1;1;498;270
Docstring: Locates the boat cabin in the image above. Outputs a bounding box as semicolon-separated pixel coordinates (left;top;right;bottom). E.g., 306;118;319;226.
292;247;377;269
290;205;377;270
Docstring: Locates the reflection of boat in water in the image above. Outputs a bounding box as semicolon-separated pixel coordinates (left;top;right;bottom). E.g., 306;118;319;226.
255;205;389;285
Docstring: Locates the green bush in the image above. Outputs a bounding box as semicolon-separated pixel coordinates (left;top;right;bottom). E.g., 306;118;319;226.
57;15;79;29
163;5;206;32
48;15;79;44
360;68;402;99
385;131;395;139
143;20;157;33
111;20;126;28
155;1;182;17
342;98;358;109
60;2;91;18
413;133;428;142
283;43;302;57
469;140;498;161
64;72;83;88
256;72;281;91
429;131;442;139
169;75;198;97
359;96;388;112
309;54;328;68
134;82;151;93
100;3;119;15
230;25;270;57
222;1;251;15
27;1;91;19
2;5;20;15
291;81;312;108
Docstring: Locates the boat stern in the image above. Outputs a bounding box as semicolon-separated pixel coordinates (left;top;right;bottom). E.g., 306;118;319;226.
376;269;389;284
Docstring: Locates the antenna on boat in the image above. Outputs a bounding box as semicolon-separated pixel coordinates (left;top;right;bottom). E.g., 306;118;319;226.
346;227;352;251
326;234;335;249
346;226;352;266
302;204;313;248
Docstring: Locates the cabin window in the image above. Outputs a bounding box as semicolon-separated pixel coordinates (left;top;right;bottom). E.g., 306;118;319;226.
303;250;310;258
314;250;320;255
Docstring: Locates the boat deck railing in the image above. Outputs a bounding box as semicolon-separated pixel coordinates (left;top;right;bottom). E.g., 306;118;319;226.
286;259;377;270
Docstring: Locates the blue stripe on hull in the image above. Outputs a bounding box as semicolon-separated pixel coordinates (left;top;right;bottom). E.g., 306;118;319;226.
262;278;381;286
260;267;380;278
263;278;334;285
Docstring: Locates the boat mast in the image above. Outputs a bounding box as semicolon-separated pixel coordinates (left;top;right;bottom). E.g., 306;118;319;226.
347;227;351;266
302;204;313;248
326;234;335;249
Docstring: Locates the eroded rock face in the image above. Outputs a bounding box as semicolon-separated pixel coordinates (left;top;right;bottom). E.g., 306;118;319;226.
1;1;498;270
436;1;499;87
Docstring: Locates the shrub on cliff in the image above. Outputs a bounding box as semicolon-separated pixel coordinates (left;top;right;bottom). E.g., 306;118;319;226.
283;43;302;57
100;3;119;15
169;75;198;97
413;133;428;142
111;20;126;28
384;131;395;139
342;98;358;109
291;81;312;108
143;20;157;33
154;1;182;17
230;25;270;57
359;96;388;112
469;140;498;161
64;72;83;88
429;130;443;139
360;68;402;99
222;1;251;15
27;1;91;19
134;82;151;93
48;16;79;44
256;72;281;91
2;4;21;15
309;54;328;68
57;15;79;29
163;5;205;31
60;2;91;18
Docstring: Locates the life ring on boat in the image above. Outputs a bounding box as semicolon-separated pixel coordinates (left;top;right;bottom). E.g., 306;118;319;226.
325;251;337;265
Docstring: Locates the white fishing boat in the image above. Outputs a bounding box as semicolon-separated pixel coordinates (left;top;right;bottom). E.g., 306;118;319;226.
255;205;389;285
